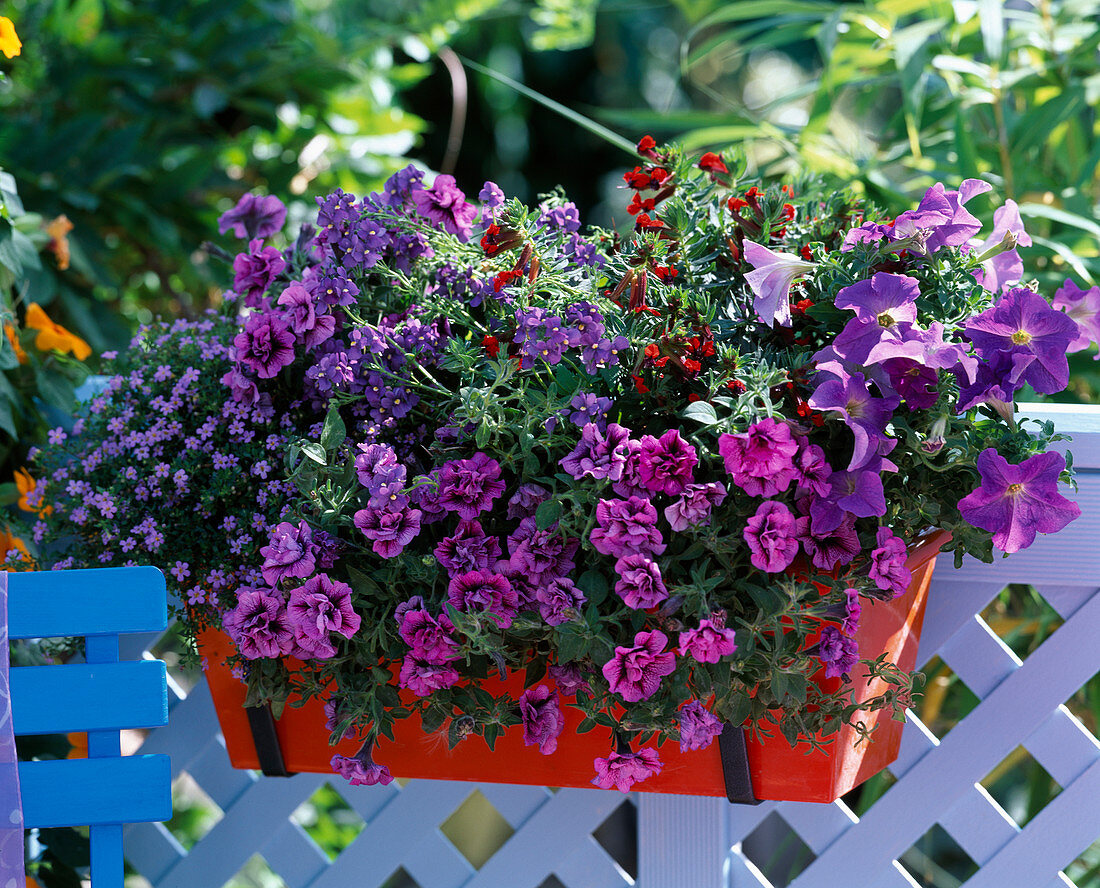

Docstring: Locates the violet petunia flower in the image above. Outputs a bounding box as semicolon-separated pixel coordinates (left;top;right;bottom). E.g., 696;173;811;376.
560;422;632;481
718;417;800;496
842;588;861;635
219;193;287;240
916;179;992;254
399;656;460;696
974;199;1032;293
507;517;579;586
602;629;676;702
232;239;286;305
808;370;899;471
868;527;911;598
330;741;393;787
590;496;666;559
965;287;1079;394
957;449;1080;553
829;273;925;366
591;747;663;792
411;174;478;240
447;570;518;626
819;625;859;679
434;520;501;576
234;311;296;379
677;619;737;663
798;513;861;571
679;700;723;752
743;500;800;573
536;578;586;626
506;483;551;520
437;452;506;520
260;520;317;586
1052;278;1100;357
613;554;668;610
663;481;727;532
637;428;698;496
742;240;815;327
353;505;422;558
398;601;461;664
287;573;360;658
223;587;295;660
277;282;336;351
518;685;564;755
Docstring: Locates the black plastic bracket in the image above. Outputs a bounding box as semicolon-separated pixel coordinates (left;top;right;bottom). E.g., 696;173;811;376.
245;704;295;777
718;723;762;805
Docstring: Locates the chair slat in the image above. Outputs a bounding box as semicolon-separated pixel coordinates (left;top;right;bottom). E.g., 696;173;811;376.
11;661;169;734
20;755;173;828
8;566;167;638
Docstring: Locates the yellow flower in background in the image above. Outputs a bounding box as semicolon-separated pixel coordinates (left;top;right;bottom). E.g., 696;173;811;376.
44;214;73;270
3;322;27;364
25;302;92;361
14;467;50;517
0;17;20;59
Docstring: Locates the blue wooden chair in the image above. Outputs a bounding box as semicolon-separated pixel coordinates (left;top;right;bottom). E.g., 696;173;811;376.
9;565;173;887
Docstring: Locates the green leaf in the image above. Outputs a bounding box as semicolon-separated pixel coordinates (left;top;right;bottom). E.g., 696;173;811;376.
320;407;346;450
555;624;587;663
301;442;327;465
528;0;598;51
475;420;491;448
683;399;719;425
535;498;562;530
575;570;609;607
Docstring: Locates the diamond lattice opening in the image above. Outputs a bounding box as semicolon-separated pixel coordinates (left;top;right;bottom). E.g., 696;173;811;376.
537;877;567;888
149;621;204;694
980;745;1062;828
741;811;816;888
229;853;289;888
914;655;980;740
981;584;1064;660
439;789;516;869
380;866;422;888
290;782;367;860
841;767;897;817
1067;834;1100;886
592;798;638;880
165;771;224;849
899;823;979;886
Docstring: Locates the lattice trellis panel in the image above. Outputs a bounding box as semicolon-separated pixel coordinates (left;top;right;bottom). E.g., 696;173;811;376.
122;404;1100;888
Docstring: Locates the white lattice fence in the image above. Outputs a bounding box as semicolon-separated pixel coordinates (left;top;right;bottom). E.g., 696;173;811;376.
122;404;1100;888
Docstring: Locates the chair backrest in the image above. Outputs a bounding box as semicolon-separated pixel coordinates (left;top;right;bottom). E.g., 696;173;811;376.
9;566;172;888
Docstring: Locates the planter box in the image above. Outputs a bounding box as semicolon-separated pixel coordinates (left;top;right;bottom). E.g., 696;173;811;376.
201;533;946;803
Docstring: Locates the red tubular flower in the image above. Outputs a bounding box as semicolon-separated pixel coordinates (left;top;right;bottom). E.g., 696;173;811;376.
698;152;729;175
483;335;500;357
636;134;658;158
628;193;656;216
634;213;667;233
653;265;677;282
632;375;650;394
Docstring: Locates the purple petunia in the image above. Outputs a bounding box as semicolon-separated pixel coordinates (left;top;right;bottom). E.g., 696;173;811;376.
677;619;738;663
353;505;422;558
602;629;676;702
447;570;519;628
398;657;460;696
219;193;287;240
434;520;501;576
437;452;506;520
718;417;799;496
536;578;586;626
1052;279;1100;356
234;311;296;379
637;429;698;496
663;481;727;532
331;741;393;787
260;520;317;586
560;422;632;481
613;554;668;609
819;625;859;678
397;599;461;664
965;287;1080;395
868;527;911;598
591;747;663;792
232;239;286;305
411;174;478;240
223;587;296;660
287;573;361;659
507;517;579;586
743;500;800;573
277;282;336;351
957;449;1080;553
679;700;724;752
590;496;666;559
518;685;564;755
742;240;814;327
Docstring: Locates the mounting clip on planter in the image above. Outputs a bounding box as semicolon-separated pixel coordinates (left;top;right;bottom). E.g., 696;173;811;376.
719;723;761;805
245;704;295;777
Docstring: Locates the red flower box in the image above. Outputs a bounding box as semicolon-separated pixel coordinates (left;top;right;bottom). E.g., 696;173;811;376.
200;533;946;803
